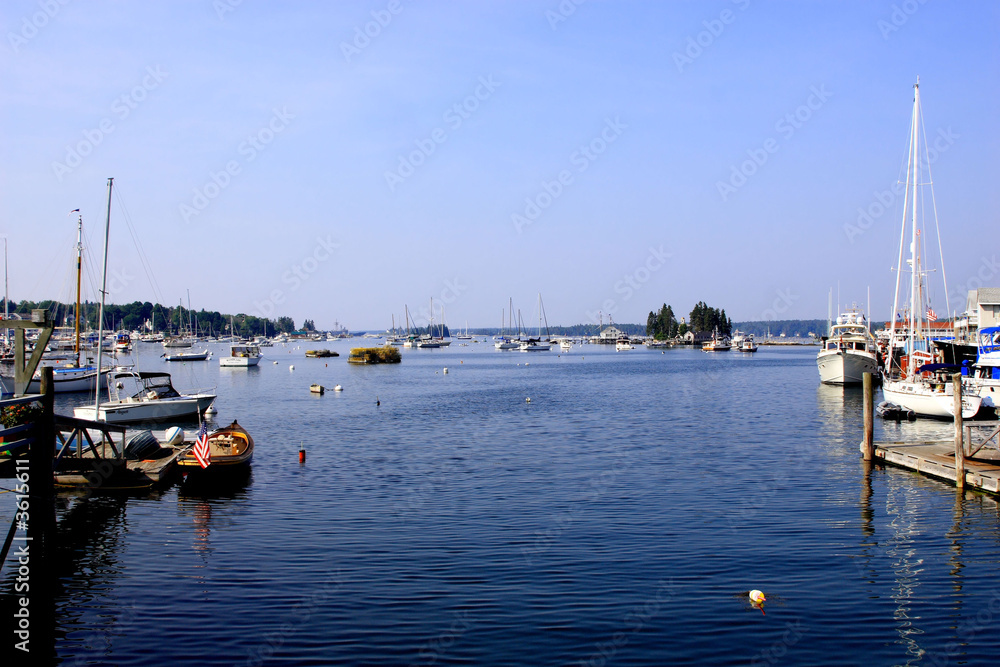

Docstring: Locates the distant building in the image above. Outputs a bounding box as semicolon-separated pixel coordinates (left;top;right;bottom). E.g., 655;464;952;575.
597;325;624;343
681;330;713;344
955;288;1000;340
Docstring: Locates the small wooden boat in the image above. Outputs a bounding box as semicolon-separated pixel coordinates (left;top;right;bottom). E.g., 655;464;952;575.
310;384;325;394
176;420;254;472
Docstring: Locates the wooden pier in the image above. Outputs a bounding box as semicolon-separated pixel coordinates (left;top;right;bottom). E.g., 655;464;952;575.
861;372;1000;495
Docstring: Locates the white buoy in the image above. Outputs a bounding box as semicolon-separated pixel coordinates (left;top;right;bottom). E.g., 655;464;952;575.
443;367;449;374
749;590;766;604
205;404;217;415
289;365;295;371
334;384;343;392
526;397;531;403
273;360;278;364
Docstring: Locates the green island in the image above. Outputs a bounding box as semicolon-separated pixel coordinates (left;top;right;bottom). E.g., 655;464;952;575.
348;347;402;364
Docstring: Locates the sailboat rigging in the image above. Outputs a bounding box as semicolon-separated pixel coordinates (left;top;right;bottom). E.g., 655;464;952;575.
880;79;982;418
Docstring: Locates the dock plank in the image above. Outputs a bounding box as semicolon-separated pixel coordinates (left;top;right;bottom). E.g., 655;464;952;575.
867;440;1000;494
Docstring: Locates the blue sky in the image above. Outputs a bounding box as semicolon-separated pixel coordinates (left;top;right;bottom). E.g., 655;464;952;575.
2;0;998;331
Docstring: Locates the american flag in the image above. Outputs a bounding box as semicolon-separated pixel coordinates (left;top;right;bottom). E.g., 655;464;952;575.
193;421;211;468
926;307;937;322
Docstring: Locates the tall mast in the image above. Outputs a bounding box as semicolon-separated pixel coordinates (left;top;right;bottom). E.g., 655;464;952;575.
908;78;922;376
74;212;83;361
3;236;8;346
92;178;113;416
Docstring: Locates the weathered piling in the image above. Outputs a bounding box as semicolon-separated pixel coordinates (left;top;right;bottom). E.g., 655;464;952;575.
33;366;55;505
953;374;964;489
862;372;874;461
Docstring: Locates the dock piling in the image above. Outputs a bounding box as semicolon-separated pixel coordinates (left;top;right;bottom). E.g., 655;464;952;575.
953;374;964;489
862;373;874;461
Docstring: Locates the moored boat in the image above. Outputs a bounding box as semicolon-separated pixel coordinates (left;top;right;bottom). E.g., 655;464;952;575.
817;310;877;384
176;420;254;472
220;344;262;367
164;349;209;362
72;370;217;424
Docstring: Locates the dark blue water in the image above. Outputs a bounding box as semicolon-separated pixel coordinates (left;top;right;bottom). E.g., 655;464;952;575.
5;342;1000;665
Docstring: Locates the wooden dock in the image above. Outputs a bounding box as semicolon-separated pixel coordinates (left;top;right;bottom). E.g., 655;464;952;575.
861;372;1000;495
864;439;1000;494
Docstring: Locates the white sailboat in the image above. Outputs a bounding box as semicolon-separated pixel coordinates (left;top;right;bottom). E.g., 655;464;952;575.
520;294;552;351
880;79;982;419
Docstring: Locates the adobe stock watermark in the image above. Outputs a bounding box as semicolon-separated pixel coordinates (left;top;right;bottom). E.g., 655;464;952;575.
51;66;168;182
213;0;243;21
252;235;341;319
842;127;958;243
244;569;343;667
7;0;72;54
579;579;677;667
751;621;806;666
716;84;832;202
673;0;751;73
925;589;1000;667
511;116;627;234
585;244;672;324
409;278;469;331
412;611;473;666
545;0;587;30
179;107;294;223
948;255;999;309
340;0;408;63
878;0;931;40
384;75;501;193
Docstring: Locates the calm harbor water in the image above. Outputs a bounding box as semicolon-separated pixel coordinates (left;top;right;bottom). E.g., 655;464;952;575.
4;341;1000;665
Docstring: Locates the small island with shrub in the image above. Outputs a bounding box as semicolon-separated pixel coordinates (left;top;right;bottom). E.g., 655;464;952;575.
348;346;402;364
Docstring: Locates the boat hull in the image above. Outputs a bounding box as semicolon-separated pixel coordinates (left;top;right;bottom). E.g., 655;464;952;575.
220;356;261;367
817;350;878;385
73;393;217;424
882;379;982;419
25;366;109;393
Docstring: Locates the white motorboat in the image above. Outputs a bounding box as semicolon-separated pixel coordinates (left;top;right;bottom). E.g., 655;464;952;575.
880;79;982;419
164;349;210;362
220;344;262;367
615;335;634;351
72;370;216;424
739;334;758;353
702;328;731;351
817;310;878;384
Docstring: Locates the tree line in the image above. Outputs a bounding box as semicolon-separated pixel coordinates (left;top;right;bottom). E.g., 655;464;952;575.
3;298;297;338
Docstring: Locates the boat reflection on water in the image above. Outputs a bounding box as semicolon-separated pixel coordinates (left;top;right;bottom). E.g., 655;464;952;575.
178;468;253;556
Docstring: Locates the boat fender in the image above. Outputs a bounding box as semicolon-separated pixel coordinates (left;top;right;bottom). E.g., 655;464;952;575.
163;426;185;446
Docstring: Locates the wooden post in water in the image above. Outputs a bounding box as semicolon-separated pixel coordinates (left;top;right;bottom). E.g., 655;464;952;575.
862;373;874;461
33;366;56;504
953;373;964;490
